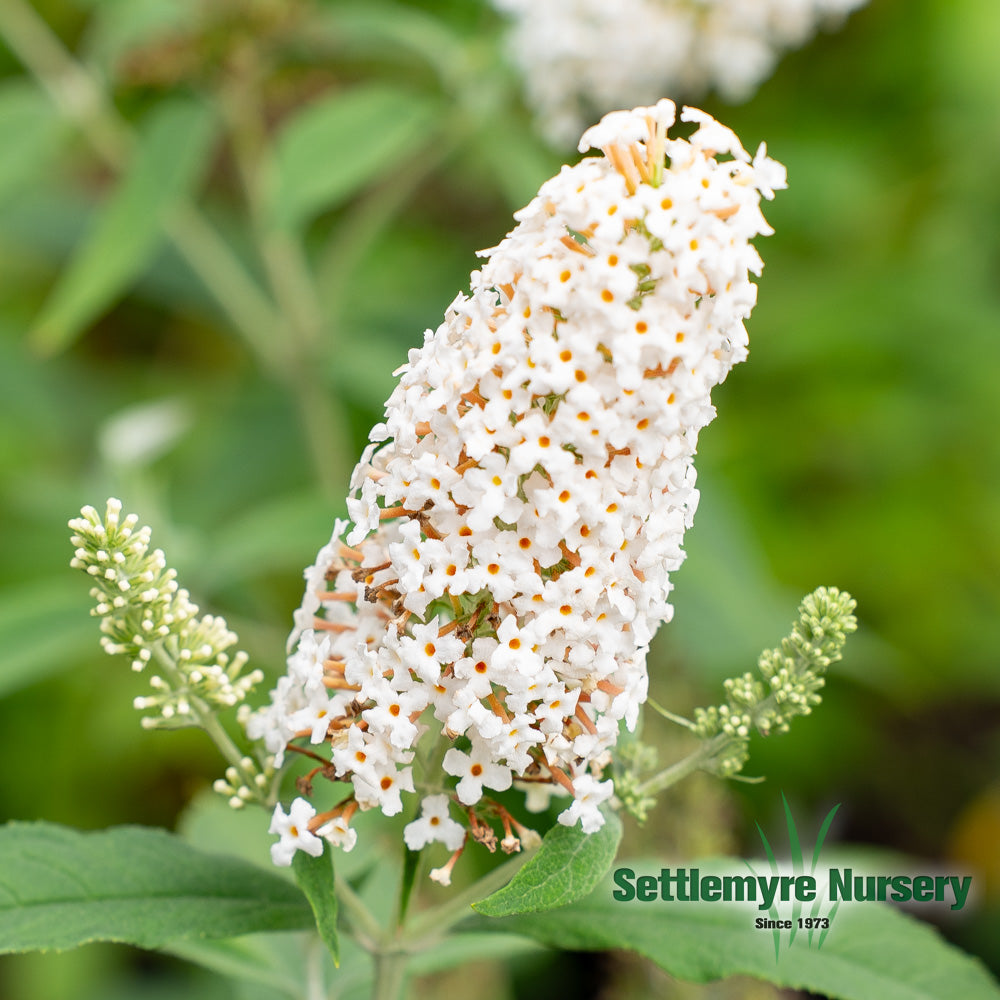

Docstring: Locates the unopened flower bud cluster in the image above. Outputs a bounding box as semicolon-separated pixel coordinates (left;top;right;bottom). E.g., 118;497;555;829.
69;499;264;727
612;739;659;824
493;0;867;144
693;586;857;775
249;100;785;869
213;757;276;812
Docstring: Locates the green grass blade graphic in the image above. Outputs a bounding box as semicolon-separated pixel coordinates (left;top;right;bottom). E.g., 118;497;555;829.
808;803;841;945
811;803;841;871
782;793;803;945
818;900;841;950
756;821;779;872
753;824;782;960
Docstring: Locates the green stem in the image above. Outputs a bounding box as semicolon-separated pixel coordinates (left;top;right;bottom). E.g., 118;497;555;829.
635;734;731;799
372;947;408;1000
368;841;533;995
198;703;256;773
222;74;349;498
413;729;449;795
293;368;351;500
335;872;383;951
0;0;126;162
148;645;251;774
166;205;286;370
645;697;698;731
403;851;529;947
305;934;326;1000
316;132;460;320
637;672;814;800
222;78;325;345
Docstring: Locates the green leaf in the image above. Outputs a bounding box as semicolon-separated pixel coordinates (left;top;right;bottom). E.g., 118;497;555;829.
0;81;66;206
177;787;282;876
292;849;339;966
0;822;312;953
268;85;439;230
472;808;622;917
489;861;1000;1000
0;580;95;698
178;787;382;886
319;4;469;87
30;98;216;355
165;936;303;999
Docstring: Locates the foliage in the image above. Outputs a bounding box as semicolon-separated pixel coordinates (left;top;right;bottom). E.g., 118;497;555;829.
472;808;623;917
488;864;1000;1000
0;822;312;952
0;0;998;997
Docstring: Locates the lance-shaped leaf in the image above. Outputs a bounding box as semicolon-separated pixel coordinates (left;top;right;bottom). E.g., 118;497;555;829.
0;579;94;697
267;85;439;231
30;98;216;355
292;849;339;966
0;822;313;953
473;809;622;917
0;81;67;206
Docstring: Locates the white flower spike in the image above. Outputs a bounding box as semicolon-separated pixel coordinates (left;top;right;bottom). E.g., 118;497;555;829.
249;101;785;873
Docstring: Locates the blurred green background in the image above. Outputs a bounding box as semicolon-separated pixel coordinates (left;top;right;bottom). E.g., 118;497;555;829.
0;0;998;997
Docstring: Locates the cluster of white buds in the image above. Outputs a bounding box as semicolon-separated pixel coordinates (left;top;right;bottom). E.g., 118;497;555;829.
249;100;785;872
213;756;276;812
492;0;867;144
693;586;858;775
69;499;264;728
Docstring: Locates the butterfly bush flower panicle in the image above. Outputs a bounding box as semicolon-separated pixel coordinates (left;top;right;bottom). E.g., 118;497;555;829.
69;498;271;804
493;0;868;144
248;99;786;873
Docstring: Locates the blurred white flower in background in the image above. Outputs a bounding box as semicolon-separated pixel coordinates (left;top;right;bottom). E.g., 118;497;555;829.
98;397;192;468
492;0;868;144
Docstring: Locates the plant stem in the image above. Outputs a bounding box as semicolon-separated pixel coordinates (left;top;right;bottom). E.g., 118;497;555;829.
334;872;383;951
366;839;532;995
0;0;126;162
316;132;460;321
293;367;350;500
372;947;408;1000
165;205;286;370
222;70;349;498
403;851;530;947
149;645;252;774
305;934;326;1000
635;734;731;798
198;701;256;771
645;697;698;731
